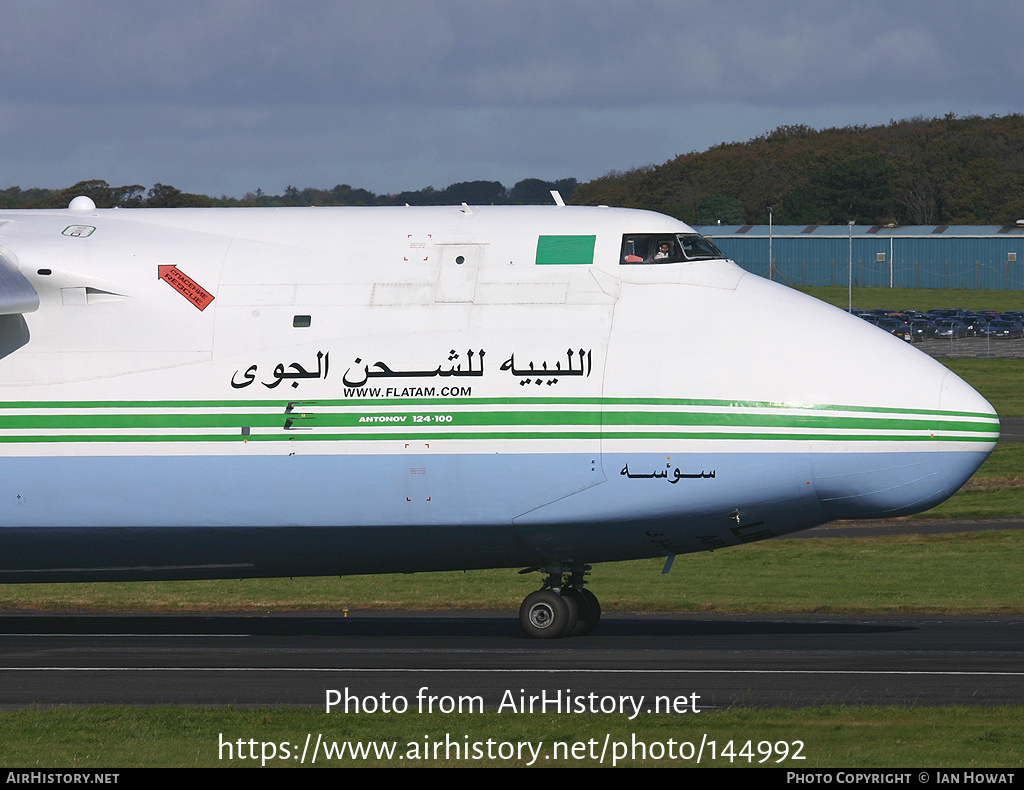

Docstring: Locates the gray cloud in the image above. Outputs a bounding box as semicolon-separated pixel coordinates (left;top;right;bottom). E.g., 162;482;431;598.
0;0;1021;196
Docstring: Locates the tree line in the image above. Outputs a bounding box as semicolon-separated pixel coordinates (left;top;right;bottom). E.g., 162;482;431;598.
6;114;1024;225
0;178;578;210
571;114;1024;227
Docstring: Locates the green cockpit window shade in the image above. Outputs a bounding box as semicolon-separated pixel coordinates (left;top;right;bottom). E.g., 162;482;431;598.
535;235;596;265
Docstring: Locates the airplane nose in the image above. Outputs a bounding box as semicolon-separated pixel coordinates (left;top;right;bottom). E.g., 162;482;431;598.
811;361;998;519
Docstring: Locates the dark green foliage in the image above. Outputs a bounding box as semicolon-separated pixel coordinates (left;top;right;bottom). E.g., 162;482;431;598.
329;183;378;205
145;183;215;208
572;114;1024;225
384;177;576;206
0;186;57;208
21;180;211;209
1;177;578;209
26;180;147;208
697;194;746;225
508;177;552;204
438;180;506;205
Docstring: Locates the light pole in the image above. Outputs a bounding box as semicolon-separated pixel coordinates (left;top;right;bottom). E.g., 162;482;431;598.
768;206;773;281
848;220;855;313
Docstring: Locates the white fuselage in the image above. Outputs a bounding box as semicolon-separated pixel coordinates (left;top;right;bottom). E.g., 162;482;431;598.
0;204;998;582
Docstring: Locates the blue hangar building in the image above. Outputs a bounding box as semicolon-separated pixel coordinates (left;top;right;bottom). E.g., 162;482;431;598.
695;223;1024;291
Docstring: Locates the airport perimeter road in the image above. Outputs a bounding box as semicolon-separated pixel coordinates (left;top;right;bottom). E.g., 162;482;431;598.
919;337;1024;359
1;611;1023;709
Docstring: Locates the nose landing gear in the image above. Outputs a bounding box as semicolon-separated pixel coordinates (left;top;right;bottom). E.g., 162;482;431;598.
518;565;600;638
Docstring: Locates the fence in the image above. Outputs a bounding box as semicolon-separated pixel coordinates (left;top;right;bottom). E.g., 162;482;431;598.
701;231;1024;290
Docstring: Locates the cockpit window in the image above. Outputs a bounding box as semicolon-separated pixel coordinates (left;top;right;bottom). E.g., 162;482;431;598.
620;233;725;264
679;234;724;260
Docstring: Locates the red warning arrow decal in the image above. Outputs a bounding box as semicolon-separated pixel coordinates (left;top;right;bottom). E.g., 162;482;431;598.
157;265;215;311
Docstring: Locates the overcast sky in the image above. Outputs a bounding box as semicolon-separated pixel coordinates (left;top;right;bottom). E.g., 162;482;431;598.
2;0;1022;198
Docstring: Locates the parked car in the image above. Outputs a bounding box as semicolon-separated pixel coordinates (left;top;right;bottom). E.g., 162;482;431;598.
978;320;1024;339
932;319;970;339
907;319;936;341
958;314;987;337
874;317;912;340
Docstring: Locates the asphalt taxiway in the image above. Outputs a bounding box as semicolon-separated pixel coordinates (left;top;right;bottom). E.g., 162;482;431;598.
1000;417;1023;441
2;610;1023;710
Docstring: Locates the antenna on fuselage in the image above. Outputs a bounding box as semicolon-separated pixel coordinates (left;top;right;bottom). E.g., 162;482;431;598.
550;190;565;207
68;196;96;211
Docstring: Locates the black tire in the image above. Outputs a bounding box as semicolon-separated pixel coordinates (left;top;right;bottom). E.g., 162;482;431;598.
564;587;601;636
520;589;577;639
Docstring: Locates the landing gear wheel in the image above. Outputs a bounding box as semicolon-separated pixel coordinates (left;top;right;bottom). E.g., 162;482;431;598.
564;587;601;636
520;589;578;639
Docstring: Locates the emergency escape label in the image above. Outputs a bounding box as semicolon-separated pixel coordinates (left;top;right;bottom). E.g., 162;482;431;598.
158;264;215;311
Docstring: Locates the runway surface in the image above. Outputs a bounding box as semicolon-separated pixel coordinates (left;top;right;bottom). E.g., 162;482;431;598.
2;610;1023;710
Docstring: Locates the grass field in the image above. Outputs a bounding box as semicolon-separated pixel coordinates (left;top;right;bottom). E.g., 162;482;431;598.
4;706;1023;767
941;358;1024;418
0;530;1020;614
796;285;1024;313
